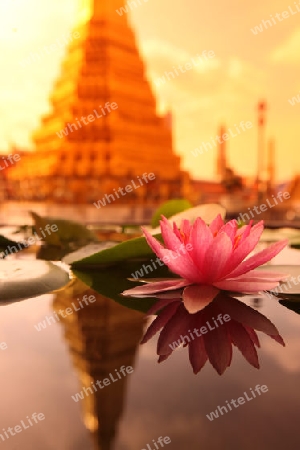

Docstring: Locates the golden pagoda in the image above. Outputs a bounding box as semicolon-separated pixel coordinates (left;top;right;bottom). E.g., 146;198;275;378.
9;0;189;203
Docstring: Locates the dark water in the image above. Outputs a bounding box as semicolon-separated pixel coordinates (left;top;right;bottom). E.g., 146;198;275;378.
0;249;300;450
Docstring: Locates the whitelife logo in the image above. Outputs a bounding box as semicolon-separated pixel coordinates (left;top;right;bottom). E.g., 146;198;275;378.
234;191;291;225
130;243;193;279
71;365;133;402
288;91;300;106
0;342;7;351
206;385;269;421
191;121;253;157
250;2;300;35
0;223;58;259
20;31;81;67
116;0;149;16
34;295;96;332
0;412;45;443
141;436;171;450
168;313;231;351
56;102;118;139
93;173;155;209
265;274;300;298
154;50;215;87
0;154;20;171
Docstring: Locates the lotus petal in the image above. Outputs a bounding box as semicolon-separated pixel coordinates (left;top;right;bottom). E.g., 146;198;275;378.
183;285;220;314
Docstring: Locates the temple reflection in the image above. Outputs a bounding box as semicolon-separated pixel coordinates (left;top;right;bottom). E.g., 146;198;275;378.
53;278;144;449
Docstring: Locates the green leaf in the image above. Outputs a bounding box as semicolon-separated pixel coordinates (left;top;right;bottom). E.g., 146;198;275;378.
0;235;26;256
0;260;70;303
151;199;192;228
0;235;19;249
74;260;178;313
237;220;246;229
30;211;98;247
12;225;34;236
36;245;76;261
70;234;163;268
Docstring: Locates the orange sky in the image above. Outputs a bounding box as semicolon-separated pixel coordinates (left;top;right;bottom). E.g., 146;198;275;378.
1;0;300;181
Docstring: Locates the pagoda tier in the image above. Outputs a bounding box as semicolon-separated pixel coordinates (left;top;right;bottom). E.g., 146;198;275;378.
9;0;188;203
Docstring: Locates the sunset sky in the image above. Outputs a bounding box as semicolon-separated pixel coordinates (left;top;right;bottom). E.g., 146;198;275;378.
0;0;299;181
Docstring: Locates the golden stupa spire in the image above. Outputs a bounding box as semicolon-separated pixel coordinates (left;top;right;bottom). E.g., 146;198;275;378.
77;0;127;24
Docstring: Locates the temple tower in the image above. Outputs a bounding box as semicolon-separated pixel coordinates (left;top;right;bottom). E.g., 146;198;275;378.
8;0;187;203
216;125;227;179
267;138;275;192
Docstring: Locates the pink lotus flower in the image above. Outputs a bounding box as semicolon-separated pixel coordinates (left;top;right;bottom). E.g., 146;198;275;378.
122;215;288;313
141;292;285;375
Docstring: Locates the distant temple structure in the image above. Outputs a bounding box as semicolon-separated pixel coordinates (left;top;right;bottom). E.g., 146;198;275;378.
266;138;275;194
216;125;227;179
8;0;190;204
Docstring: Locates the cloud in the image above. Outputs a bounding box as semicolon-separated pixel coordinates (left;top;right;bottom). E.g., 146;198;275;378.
141;39;264;128
271;28;300;64
138;40;264;178
141;39;265;111
140;39;220;94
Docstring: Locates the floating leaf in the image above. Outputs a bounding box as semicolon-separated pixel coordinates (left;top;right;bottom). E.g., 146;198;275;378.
70;235;163;268
74;259;178;313
169;203;226;223
0;260;70;303
63;242;117;265
12;225;34;236
30;211;98;247
0;235;20;250
0;235;27;258
151;199;192;228
149;203;226;235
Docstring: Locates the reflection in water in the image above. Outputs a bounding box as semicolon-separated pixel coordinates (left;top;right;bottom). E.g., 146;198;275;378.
52;279;144;450
250;297;263;308
141;292;285;375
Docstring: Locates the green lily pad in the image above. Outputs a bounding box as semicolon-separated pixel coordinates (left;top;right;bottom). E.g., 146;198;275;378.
74;259;178;313
70;203;227;268
0;260;70;303
63;242;117;265
0;235;26;257
70;235;163;269
30;211;98;247
151;199;192;228
150;203;226;235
